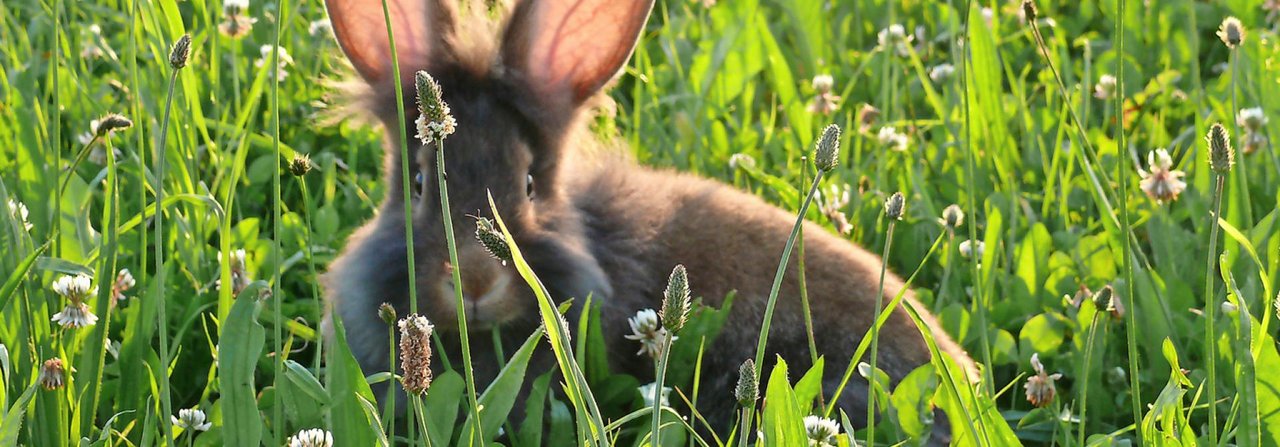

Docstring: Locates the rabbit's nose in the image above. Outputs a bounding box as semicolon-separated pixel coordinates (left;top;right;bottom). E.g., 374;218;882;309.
443;249;507;302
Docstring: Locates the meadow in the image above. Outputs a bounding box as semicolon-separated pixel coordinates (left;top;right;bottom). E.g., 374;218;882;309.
2;0;1279;445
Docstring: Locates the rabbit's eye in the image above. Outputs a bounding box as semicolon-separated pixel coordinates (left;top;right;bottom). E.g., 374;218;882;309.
525;174;536;200
413;172;426;197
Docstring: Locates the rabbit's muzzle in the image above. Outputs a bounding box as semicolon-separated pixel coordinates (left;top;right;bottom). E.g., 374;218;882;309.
434;245;520;329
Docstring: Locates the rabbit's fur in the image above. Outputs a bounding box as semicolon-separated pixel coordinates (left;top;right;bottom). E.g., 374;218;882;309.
322;0;976;440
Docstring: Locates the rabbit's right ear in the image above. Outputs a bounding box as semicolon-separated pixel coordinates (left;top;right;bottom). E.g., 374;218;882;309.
500;0;655;113
325;0;457;84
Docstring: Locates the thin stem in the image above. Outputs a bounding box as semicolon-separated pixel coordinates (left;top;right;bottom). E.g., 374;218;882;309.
752;169;826;371
298;180;323;377
376;0;418;318
1229;49;1252;225
436;144;484;443
797;161;820;402
1077;309;1104;446
153;65;181;446
1114;0;1145;433
650;332;673;446
269;4;286;441
737;407;751;447
385;324;397;441
866;219;898;445
959;0;995;395
1204;174;1227;446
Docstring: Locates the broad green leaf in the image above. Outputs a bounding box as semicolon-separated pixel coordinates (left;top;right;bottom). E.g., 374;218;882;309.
217;283;266;446
762;357;804;446
459;327;544;445
325;307;378;446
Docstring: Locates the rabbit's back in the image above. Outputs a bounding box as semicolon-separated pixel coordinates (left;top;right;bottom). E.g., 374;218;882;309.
568;156;973;429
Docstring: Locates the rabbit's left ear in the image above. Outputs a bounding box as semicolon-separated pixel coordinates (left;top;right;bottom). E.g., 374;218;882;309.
500;0;655;110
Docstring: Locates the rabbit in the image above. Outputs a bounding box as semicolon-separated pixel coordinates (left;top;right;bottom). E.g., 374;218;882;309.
320;0;977;442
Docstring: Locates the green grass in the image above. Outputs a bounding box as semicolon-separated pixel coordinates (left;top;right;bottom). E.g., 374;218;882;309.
3;0;1280;445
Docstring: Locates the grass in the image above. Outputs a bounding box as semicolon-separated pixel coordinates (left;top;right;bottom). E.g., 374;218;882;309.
2;0;1279;445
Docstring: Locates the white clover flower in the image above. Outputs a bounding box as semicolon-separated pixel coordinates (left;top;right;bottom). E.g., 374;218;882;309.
172;408;212;432
254;45;293;81
1138;148;1186;203
876;24;913;57
7;200;32;231
308;19;332;37
111;269;136;303
958;239;984;259
215;249;252;295
223;0;250;13
638;382;672;407
52;303;98;328
288;428;334;447
1025;353;1062;408
624;308;673;358
728;153;756;171
1237;107;1268;133
803;415;840;447
807;74;841;115
52;274;95;303
819;183;852;235
876;126;909;152
1094;74;1117;100
929;63;955;83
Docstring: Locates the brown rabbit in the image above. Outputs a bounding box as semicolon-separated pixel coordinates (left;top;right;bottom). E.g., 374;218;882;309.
321;0;975;442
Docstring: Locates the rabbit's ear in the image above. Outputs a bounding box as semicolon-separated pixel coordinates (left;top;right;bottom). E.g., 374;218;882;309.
501;0;655;109
325;0;457;84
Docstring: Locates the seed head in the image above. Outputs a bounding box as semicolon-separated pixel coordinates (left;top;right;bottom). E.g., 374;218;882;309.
288;153;313;177
1217;16;1245;49
378;302;397;326
1207;123;1234;173
940;204;964;230
813;124;841;171
398;314;435;395
169;34;192;69
474;217;511;264
660;264;691;332
1096;285;1124;320
735;359;758;406
1021;0;1038;23
39;358;65;390
94;114;133;137
884;192;905;220
414;71;456;144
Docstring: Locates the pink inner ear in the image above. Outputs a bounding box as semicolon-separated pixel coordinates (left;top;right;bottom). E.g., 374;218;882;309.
326;0;431;84
520;0;654;104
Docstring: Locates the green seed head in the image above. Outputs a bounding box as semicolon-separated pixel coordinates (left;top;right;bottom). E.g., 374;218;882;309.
378;302;397;326
735;359;758;406
1207;123;1234;174
1021;0;1038;23
170;34;192;69
288;153;313;177
884;192;905;221
474;217;511;264
414;71;456;144
95;114;133;137
1218;17;1245;49
660;264;690;332
813;124;841;171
